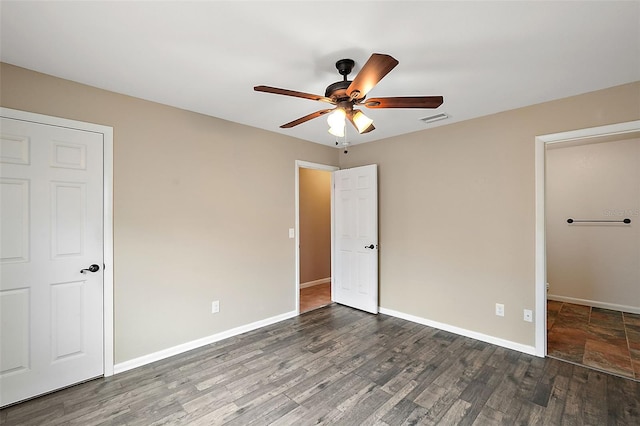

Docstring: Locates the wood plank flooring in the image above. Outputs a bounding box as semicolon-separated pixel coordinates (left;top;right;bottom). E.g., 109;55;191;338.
2;304;640;425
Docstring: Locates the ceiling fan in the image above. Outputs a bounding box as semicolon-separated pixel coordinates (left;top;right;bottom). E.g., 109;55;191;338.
254;53;444;137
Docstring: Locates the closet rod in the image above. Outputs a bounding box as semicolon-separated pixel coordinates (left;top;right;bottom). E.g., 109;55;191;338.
566;218;631;224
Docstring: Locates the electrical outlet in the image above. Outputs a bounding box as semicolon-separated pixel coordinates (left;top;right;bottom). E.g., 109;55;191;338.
211;300;220;313
288;228;295;239
524;309;533;322
495;303;505;317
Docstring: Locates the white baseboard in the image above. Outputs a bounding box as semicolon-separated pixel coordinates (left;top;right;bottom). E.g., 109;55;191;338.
547;294;640;314
113;310;298;375
378;307;538;357
300;277;331;289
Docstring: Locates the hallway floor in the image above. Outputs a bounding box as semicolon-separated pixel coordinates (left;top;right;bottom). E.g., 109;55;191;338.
547;300;640;380
300;282;331;313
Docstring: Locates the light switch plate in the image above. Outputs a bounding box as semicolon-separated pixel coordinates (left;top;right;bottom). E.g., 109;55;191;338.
288;228;295;239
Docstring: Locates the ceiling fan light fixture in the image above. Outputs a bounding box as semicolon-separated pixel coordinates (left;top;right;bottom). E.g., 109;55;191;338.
352;110;374;134
327;109;346;137
328;125;345;138
327;108;346;127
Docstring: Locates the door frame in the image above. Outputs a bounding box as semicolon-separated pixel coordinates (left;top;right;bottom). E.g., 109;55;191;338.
1;107;114;377
294;160;339;314
534;119;640;357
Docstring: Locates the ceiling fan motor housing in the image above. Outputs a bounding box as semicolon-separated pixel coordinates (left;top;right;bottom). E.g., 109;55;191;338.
325;58;356;99
325;80;351;99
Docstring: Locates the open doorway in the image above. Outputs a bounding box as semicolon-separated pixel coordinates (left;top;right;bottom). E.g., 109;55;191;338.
545;133;640;379
295;161;338;314
535;120;640;379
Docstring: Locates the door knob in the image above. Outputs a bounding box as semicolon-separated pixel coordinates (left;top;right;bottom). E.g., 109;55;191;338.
365;244;375;249
80;264;100;273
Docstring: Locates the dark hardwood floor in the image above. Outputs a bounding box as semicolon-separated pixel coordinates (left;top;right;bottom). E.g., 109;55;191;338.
2;304;639;425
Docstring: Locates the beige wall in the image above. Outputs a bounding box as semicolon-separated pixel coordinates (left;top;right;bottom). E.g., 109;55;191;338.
299;168;331;284
546;137;640;310
0;63;339;363
339;82;640;346
3;60;639;359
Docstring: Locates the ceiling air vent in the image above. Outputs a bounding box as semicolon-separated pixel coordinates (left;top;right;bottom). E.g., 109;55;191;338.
420;113;449;124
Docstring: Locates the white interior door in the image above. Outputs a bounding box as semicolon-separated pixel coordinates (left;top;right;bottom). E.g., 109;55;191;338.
0;117;104;407
333;164;378;314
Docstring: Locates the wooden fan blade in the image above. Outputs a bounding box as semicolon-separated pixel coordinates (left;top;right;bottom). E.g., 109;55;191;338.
346;54;399;100
280;109;334;128
254;85;335;104
363;96;444;109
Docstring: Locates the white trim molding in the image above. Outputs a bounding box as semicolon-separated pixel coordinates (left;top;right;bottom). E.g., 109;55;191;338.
114;310;297;375
379;307;537;356
300;277;331;289
0;107;115;376
548;294;640;315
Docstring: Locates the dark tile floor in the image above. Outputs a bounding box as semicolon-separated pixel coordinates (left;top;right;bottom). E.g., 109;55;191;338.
299;282;331;313
547;300;640;380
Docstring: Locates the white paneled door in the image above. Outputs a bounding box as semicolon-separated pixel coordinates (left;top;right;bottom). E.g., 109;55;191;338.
0;117;104;406
334;165;379;314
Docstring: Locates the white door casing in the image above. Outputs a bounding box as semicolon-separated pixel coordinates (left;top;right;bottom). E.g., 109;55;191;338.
333;164;379;314
294;160;339;313
0;110;113;407
534;120;640;357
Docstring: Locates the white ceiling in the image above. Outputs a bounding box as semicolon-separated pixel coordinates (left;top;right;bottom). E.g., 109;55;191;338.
1;1;639;147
